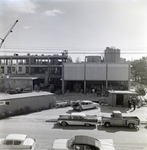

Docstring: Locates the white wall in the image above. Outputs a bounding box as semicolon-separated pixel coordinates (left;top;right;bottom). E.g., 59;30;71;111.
64;63;129;81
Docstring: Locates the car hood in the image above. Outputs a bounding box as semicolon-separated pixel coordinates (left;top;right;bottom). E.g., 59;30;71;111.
23;138;36;146
52;139;68;149
99;139;116;150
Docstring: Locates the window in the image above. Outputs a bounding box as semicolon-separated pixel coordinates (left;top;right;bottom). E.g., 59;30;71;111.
5;140;13;145
14;140;21;145
19;67;22;72
12;67;15;72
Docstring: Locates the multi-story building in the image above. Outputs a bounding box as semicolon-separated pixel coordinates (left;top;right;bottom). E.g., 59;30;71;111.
0;52;68;90
104;47;120;63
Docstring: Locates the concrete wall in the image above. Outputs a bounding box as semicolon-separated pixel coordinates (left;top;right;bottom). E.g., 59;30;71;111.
64;63;84;80
64;63;129;81
5;78;33;90
0;92;56;118
86;64;106;80
107;64;129;80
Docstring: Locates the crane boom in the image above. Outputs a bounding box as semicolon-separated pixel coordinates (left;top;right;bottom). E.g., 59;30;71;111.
0;20;18;48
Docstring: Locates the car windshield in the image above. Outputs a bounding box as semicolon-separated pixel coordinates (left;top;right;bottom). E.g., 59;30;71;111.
95;139;101;149
67;137;75;149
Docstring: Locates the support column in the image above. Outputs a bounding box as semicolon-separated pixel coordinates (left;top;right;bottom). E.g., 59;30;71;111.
106;63;108;90
62;63;64;94
84;57;86;94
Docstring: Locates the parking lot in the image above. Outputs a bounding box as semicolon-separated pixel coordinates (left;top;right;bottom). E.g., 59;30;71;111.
0;99;147;150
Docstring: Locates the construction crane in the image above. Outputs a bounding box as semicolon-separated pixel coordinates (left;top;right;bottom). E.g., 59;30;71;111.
0;20;18;48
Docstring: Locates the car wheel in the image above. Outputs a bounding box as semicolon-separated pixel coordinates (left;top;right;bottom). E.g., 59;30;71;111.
61;121;67;126
85;123;90;127
128;123;135;129
104;122;110;127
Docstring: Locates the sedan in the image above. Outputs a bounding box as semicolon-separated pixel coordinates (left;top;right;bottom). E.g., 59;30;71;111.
71;100;99;111
0;134;36;150
52;135;116;150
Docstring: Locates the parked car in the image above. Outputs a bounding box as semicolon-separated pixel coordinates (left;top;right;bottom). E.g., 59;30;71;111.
58;112;98;127
0;134;36;150
100;110;140;128
71;100;99;111
52;135;116;150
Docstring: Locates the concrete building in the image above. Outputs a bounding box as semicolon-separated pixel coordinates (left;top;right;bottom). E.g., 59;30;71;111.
0;52;68;91
104;47;120;63
62;62;130;94
86;56;101;63
0;92;56;118
108;90;137;107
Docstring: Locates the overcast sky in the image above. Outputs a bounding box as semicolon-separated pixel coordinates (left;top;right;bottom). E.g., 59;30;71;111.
0;0;147;61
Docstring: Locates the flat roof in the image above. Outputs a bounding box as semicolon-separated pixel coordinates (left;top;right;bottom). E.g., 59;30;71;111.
0;91;54;101
6;77;38;80
108;90;137;94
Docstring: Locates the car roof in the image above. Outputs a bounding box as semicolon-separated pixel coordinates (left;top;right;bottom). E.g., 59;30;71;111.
74;135;96;146
112;111;121;114
6;134;27;141
71;113;86;116
81;100;92;103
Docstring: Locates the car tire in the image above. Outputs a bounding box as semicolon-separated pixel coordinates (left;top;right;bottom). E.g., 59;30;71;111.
128;123;135;129
61;121;67;126
104;122;110;127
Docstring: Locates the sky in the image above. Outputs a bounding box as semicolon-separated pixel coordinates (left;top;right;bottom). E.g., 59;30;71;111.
0;0;147;62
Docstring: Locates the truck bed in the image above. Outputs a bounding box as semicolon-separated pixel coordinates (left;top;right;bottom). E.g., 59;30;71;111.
122;116;139;120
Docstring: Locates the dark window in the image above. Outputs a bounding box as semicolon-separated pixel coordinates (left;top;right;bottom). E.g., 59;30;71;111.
14;141;21;145
5;140;13;145
19;67;22;72
12;67;15;72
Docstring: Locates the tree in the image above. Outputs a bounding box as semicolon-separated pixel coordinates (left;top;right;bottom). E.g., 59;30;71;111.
75;57;81;63
131;57;147;83
67;56;73;62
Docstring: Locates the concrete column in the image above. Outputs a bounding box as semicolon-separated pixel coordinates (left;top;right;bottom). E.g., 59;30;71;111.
62;63;64;94
106;63;108;90
84;57;86;94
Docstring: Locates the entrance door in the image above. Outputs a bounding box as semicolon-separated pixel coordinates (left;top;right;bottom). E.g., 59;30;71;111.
116;94;123;105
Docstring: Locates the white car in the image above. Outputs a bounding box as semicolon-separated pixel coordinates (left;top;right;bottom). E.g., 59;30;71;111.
52;135;116;150
0;134;36;150
71;100;99;111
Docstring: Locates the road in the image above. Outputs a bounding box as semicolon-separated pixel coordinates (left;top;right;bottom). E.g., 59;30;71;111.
0;106;147;150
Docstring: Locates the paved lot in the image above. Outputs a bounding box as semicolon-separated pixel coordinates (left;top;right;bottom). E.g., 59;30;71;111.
56;93;147;123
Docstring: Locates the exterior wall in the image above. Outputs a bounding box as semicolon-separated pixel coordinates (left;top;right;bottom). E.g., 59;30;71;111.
104;47;120;63
87;56;101;62
0;92;56;117
108;93;131;107
4;65;26;74
64;63;84;80
107;64;129;80
86;64;106;80
5;78;33;90
64;63;129;81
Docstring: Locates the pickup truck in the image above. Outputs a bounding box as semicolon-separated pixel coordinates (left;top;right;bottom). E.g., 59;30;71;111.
58;112;98;127
100;111;140;128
